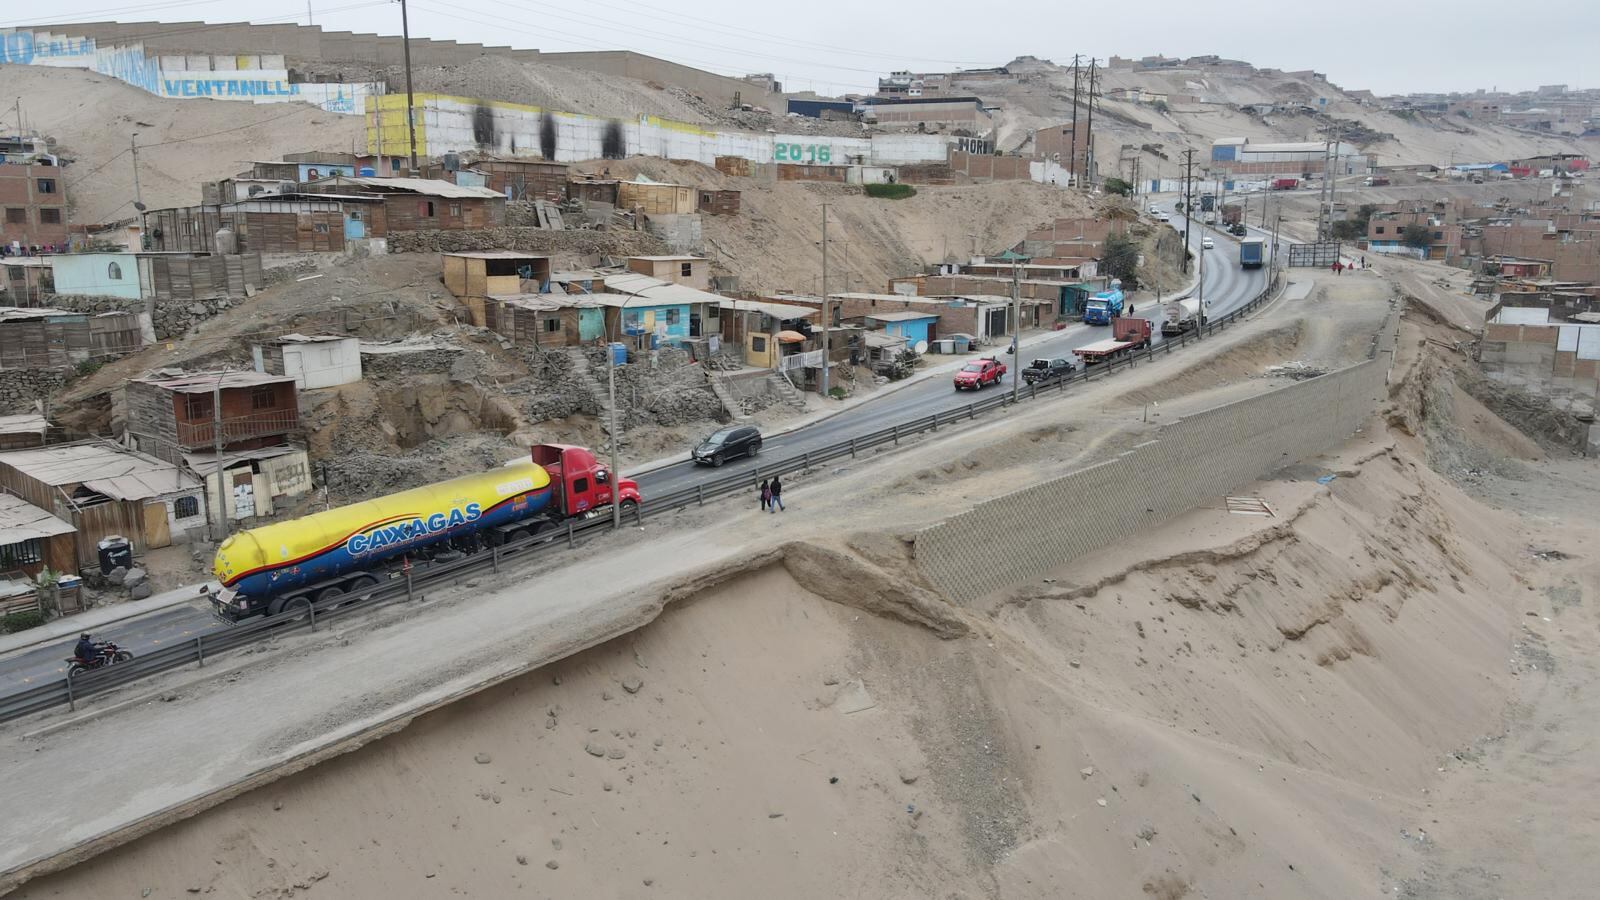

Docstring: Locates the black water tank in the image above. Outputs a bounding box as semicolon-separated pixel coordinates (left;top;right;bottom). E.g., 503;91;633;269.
97;536;133;575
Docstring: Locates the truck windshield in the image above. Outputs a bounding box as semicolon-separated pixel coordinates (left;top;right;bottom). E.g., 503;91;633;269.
1086;301;1106;310
961;363;984;372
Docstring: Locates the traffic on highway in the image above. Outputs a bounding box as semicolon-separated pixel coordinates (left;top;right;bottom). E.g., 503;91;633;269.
0;211;1272;699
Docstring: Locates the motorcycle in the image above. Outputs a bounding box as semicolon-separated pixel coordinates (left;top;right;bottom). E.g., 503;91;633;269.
65;642;133;676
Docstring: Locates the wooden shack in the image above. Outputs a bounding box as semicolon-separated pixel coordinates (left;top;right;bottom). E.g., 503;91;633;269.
697;189;741;216
442;252;552;298
617;181;696;215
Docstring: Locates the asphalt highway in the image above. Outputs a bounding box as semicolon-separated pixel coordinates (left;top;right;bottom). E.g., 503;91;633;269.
0;215;1268;697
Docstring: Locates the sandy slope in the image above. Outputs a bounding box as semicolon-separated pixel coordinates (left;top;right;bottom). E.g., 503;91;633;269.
0;65;365;221
17;265;1598;898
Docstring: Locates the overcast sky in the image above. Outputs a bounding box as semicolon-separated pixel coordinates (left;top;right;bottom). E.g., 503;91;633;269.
6;0;1593;97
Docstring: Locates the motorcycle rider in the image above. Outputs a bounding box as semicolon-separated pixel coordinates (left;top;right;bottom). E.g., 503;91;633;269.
73;633;103;667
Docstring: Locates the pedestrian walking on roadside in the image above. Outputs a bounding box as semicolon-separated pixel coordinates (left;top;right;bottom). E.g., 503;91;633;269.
759;478;771;511
769;475;785;513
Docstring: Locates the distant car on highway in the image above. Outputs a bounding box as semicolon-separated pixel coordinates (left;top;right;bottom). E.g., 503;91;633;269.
692;425;762;467
1229;223;1248;236
1202;236;1215;249
1148;204;1160;214
1156;212;1172;222
953;357;1006;390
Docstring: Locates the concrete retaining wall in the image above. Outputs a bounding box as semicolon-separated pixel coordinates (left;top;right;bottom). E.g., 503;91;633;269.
917;310;1398;602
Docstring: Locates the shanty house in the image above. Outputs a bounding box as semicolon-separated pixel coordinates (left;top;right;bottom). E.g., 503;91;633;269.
124;372;300;465
867;310;939;347
145;199;347;253
50;250;263;302
0;493;76;579
0;307;145;370
299;176;506;233
442;251;552;298
626;256;710;291
0;442;204;568
253;334;363;389
599;272;722;347
616;181;696;215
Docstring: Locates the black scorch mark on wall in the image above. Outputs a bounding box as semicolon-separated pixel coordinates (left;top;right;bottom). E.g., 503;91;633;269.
540;112;557;160
602;120;626;160
472;103;496;148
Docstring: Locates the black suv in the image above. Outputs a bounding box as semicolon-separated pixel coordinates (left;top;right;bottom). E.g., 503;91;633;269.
692;425;763;467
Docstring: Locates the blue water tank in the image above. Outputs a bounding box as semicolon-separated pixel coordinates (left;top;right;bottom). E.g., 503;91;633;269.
608;342;627;366
358;166;376;177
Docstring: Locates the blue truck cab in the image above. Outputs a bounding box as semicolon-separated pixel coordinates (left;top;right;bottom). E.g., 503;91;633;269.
1082;284;1125;325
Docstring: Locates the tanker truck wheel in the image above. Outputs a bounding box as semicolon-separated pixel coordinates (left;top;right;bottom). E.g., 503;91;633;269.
315;586;347;612
348;574;381;600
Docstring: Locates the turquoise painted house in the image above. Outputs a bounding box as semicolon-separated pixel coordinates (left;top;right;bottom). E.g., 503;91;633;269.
868;310;939;347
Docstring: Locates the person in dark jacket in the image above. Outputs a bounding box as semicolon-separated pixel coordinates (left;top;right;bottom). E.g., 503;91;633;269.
759;479;771;511
74;633;100;665
769;475;785;512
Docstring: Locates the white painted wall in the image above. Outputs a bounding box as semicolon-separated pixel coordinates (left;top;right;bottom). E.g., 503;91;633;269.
281;338;362;389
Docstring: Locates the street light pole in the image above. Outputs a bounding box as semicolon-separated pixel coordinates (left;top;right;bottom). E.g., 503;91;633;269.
211;371;229;541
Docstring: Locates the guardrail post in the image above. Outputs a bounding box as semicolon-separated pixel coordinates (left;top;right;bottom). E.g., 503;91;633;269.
633;503;644;527
969;402;976;418
893;425;900;445
803;451;812;469
849;437;857;458
566;520;575;548
697;483;705;505
307;601;317;633
492;544;500;574
196;635;205;667
65;671;75;712
930;412;937;431
406;570;415;603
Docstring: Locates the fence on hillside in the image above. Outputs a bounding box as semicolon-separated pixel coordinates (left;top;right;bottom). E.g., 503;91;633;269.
917;305;1401;603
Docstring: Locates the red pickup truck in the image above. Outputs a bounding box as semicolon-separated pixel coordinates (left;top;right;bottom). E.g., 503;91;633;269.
953;357;1006;390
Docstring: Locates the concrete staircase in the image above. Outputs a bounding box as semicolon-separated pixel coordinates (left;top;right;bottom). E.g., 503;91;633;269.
708;373;747;421
568;350;619;435
767;372;808;411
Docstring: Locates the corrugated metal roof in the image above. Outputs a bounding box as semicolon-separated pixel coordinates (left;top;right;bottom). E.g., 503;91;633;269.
182;445;302;477
602;272;722;305
0;493;74;544
629;255;706;262
0;413;46;436
0;307;82;321
0;442;199;499
309;175;504;199
139;371;296;393
442;250;551;260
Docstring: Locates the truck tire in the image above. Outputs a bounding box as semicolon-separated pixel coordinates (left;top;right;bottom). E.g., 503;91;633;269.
348;574;381;598
281;596;313;623
316;586;347;610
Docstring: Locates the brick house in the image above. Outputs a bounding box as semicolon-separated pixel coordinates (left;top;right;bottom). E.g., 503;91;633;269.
0;152;68;250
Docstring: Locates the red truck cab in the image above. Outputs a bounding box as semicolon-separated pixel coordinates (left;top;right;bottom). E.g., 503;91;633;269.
532;444;642;517
953;357;1006;390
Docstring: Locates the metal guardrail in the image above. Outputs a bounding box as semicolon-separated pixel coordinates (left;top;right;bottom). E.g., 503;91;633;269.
0;274;1283;725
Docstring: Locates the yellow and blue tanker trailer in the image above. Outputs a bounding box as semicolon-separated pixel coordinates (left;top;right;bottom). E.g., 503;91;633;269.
211;459;554;620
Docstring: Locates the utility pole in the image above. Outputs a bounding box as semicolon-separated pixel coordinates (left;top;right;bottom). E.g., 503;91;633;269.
1010;257;1022;403
819;203;830;399
1068;55;1081;188
397;0;419;172
1181;149;1195;273
1083;60;1097;188
1196;206;1207;334
212;373;229;541
130;135;142;208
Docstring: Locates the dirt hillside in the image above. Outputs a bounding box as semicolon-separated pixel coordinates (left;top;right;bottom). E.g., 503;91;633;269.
0;64;366;220
17;270;1599;898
